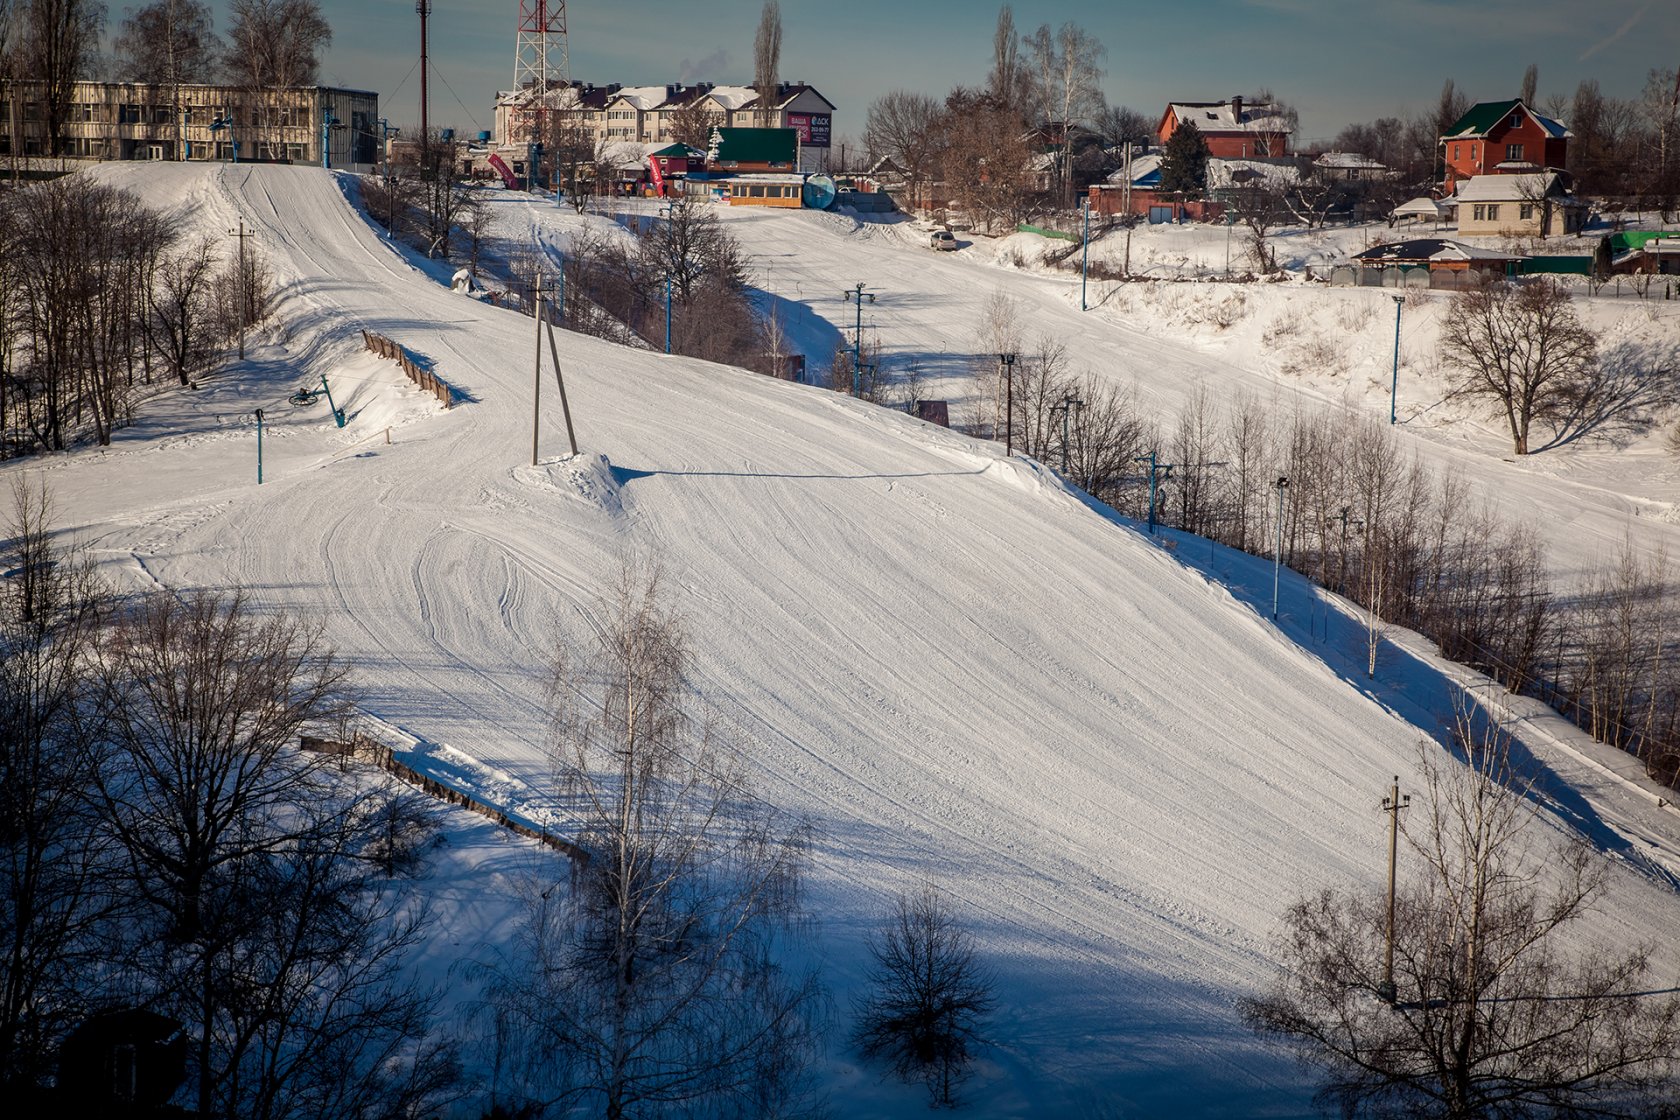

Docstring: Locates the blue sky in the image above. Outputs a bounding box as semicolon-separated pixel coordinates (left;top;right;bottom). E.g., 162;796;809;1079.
190;1;1678;144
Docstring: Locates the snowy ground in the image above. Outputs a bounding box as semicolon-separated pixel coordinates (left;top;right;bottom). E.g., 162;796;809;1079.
12;165;1680;1118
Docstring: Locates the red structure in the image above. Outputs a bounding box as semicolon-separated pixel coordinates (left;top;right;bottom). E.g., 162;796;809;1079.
1157;97;1293;158
1439;99;1569;192
512;2;568;150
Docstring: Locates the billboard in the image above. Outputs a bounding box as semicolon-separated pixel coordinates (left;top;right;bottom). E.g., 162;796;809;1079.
787;113;832;147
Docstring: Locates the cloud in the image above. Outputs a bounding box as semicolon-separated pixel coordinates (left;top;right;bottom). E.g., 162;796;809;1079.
1580;1;1650;61
679;49;731;84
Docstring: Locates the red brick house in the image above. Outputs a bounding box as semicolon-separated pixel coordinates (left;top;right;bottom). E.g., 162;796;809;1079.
1439;99;1569;192
1157;97;1292;158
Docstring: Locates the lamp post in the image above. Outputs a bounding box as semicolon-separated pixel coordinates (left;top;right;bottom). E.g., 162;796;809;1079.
998;352;1017;454
1134;451;1174;535
1051;393;1084;473
1272;475;1290;620
1080;197;1091;311
1389;294;1404;424
321;108;344;170
844;282;876;397
254;408;264;484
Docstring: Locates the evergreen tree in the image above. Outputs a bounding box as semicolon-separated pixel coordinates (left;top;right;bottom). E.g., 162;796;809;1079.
1158;119;1209;195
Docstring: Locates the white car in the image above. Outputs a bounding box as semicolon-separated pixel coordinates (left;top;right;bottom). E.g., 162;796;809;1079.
929;229;958;251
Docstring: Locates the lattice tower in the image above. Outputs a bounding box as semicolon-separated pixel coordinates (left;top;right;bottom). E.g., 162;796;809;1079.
514;1;568;146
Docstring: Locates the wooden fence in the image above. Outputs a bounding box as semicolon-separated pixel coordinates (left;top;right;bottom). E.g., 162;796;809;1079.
302;735;588;867
361;330;454;410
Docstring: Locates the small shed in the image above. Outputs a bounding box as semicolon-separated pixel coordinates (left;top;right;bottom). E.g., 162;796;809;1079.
1335;239;1524;290
1391;197;1447;226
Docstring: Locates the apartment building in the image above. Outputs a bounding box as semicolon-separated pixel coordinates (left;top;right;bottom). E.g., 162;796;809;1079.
0;80;379;166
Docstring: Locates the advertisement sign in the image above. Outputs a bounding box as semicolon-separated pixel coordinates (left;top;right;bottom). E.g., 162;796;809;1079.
647;155;666;196
787;113;832;147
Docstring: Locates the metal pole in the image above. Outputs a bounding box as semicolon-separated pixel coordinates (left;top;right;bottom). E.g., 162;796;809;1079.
854;285;864;396
533;273;543;466
545;312;579;457
1389;295;1403;424
1272;476;1289;620
255;409;264;484
1080;199;1090;311
322;108;330;170
320;375;346;427
557;253;565;325
1380;776;1410;1004
665;272;672;354
1000;353;1015;455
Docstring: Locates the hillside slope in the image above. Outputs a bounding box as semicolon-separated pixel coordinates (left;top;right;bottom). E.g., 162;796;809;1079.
19;163;1680;1117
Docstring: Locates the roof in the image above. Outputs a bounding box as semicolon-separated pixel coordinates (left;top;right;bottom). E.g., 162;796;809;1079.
1315;151;1387;170
1605;229;1680;256
1207;157;1304;191
1454;172;1563;202
708;127;798;165
1166;101;1294;135
1391;197;1445;218
1443;99;1571;140
649;143;705;159
1105;152;1162;186
1353;239;1524;264
598;140;664;170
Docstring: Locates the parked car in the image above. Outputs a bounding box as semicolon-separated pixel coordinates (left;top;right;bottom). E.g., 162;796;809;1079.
929;229;958;251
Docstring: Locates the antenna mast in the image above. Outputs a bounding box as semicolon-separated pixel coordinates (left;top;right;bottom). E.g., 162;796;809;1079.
418;1;432;159
514;1;569;148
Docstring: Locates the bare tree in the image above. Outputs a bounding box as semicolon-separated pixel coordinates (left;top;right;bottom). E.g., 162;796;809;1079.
942;86;1032;233
986;4;1020;107
1021;21;1105;206
480;564;823;1120
1439;279;1600;455
1242;707;1680;1120
146;235;220;386
0;481;115;1091
113;0;220;86
865;91;944;211
751;0;781;128
1520;63;1539;106
18;0;106;158
667;97;721;151
853;881;996;1108
223;0;330;90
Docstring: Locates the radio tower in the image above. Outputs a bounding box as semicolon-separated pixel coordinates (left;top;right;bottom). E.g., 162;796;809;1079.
514;1;569;148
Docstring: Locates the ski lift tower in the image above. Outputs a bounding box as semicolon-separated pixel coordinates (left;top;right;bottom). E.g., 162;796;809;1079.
514;1;568;156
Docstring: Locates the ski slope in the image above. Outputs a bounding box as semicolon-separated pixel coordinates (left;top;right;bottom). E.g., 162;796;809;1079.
17;164;1680;1118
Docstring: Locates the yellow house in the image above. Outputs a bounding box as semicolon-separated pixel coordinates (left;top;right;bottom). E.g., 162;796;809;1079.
1454;172;1585;237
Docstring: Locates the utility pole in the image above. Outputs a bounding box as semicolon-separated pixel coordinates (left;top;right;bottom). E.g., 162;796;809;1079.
1272;476;1290;620
227;218;253;360
418;1;432;166
665;272;672;354
532;273;543;466
998;352;1017;455
1080;198;1090;311
1380;776;1411;1005
844;282;876;396
1122;141;1133;278
1134;451;1174;535
1389;295;1404;425
544;289;579;457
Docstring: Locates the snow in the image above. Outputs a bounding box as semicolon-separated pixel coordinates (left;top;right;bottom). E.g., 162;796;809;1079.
15;164;1680;1117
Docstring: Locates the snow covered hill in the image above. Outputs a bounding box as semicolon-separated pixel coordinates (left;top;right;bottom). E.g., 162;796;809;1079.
15;164;1680;1117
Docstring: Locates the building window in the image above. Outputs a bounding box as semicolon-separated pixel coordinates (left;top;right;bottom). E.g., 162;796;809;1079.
1487;204;1500;221
151;105;171;124
1453;143;1460;161
119;103;141;124
1473;204;1486;221
79;103;95;122
1519;203;1534;220
1506;143;1523;162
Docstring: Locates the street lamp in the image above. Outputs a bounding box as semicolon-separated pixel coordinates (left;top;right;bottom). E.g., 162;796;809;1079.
1272;476;1290;620
1051;393;1085;473
843;282;876;397
1388;294;1404;425
322;109;345;170
998;352;1017;454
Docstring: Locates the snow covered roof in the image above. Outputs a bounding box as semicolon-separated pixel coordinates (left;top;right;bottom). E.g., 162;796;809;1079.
1315;151;1386;170
1390;197;1445;218
1167;101;1294;135
598;140;664;169
1353;239;1523;264
1454;172;1564;202
608;86;672;111
1206;157;1303;191
702;85;759;111
1106;152;1162;186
